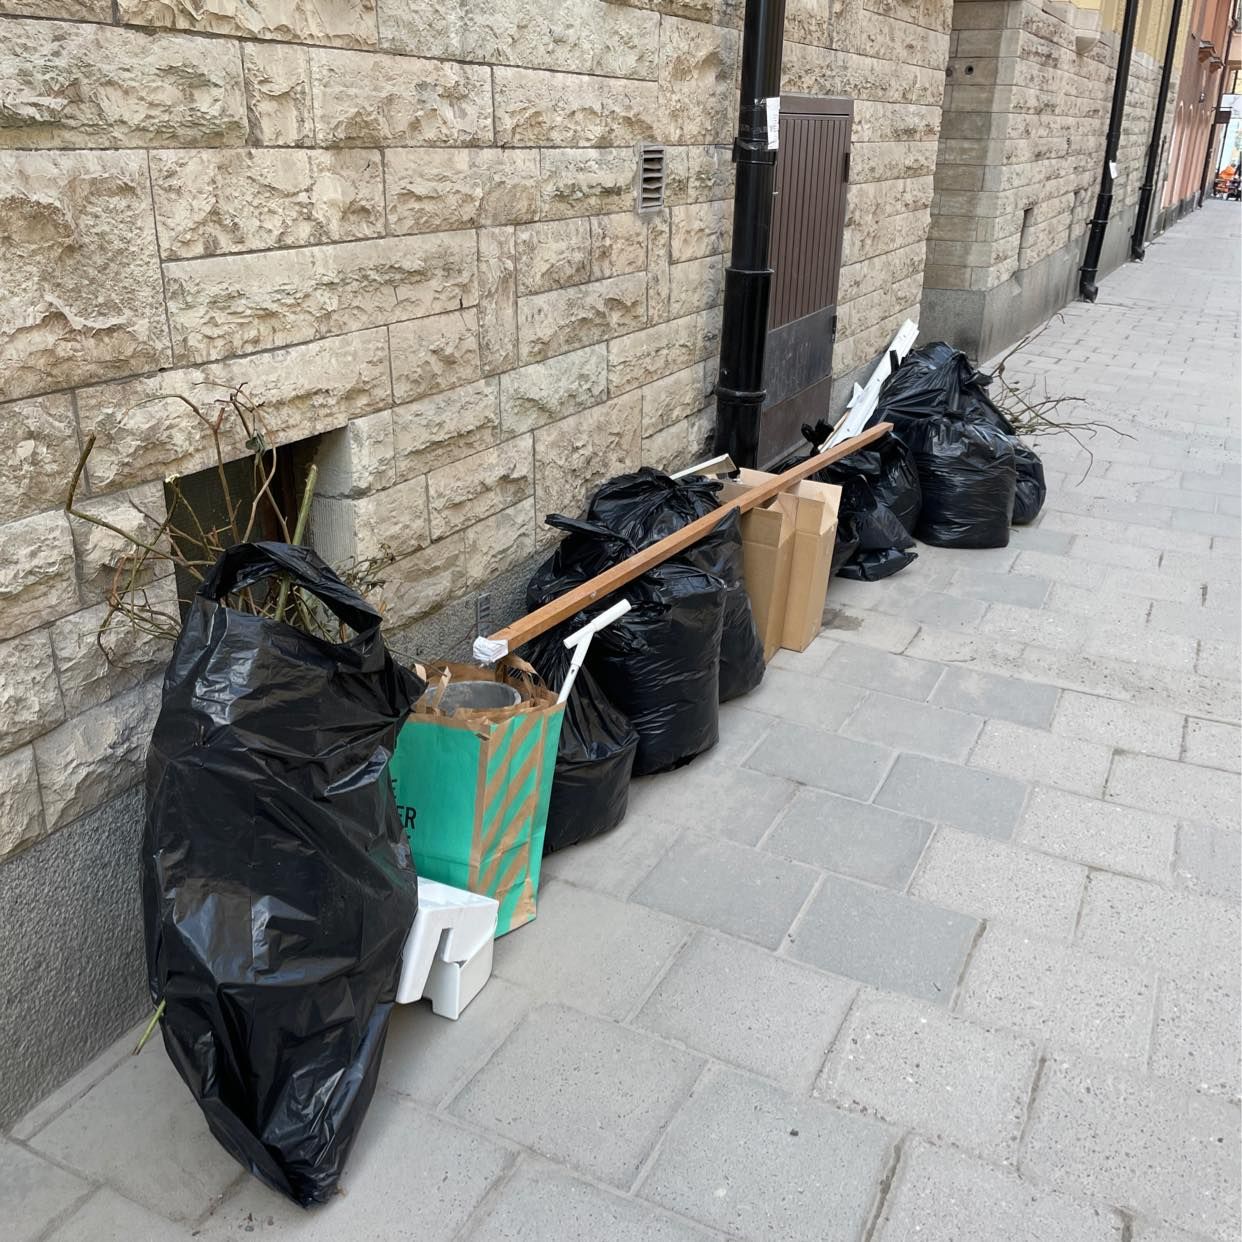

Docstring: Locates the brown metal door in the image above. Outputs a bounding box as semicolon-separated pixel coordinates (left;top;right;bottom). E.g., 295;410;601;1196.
759;95;853;465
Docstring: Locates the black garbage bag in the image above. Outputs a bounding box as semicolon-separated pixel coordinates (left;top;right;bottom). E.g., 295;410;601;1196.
1011;441;1047;525
895;414;1017;548
830;511;861;577
583;469;764;702
528;516;725;775
143;542;422;1207
871;434;923;535
524;628;639;852
838;546;919;581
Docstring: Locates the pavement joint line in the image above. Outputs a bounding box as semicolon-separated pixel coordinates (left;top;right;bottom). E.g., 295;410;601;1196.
859;1131;907;1242
948;917;988;1012
447;1150;525;1242
1070;870;1095;942
624;1057;715;1199
1013;1051;1049;1171
617;922;694;1027
775;867;830;961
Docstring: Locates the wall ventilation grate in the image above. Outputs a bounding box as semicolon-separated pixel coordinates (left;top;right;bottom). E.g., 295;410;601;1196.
637;143;666;213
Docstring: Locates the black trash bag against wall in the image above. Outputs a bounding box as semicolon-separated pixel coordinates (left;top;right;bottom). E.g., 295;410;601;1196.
582;468;764;702
1011;441;1047;525
143;542;423;1208
528;516;725;775
524;628;639;852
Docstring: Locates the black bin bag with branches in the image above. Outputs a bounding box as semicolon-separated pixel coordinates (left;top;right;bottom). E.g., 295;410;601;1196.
143;542;423;1207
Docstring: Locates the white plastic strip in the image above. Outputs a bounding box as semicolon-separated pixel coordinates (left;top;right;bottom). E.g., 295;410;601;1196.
557;599;632;704
824;319;919;450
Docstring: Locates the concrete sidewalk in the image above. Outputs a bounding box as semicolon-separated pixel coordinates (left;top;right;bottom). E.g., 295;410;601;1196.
6;203;1240;1242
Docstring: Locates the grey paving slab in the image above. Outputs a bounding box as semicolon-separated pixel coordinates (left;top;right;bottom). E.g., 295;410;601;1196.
450;1005;702;1190
28;1045;243;1224
768;633;839;674
818;992;1037;1163
641;1067;895;1242
745;719;894;800
626;759;797;845
957;924;1155;1066
969;719;1113;797
820;644;945;701
631;831;819;949
1082;624;1199;673
538;809;679;900
1076;871;1241;980
710;701;774;764
912;827;1088;939
1012;549;1106;587
876;753;1030;841
44;1190;197;1242
741;665;865;732
948;568;1051;608
1017;785;1177;883
380;978;532;1107
471;1161;716;1242
841;691;984;762
491;881;686;1019
1107;752;1241;828
1067;534;1162;570
785;872;978;1004
0;1138;91;1242
1004;526;1075;554
891;589;988;628
634;931;855;1091
928;666;1060;729
198;1093;512;1241
1174;821;1242;900
876;1137;1121;1242
1183;717;1241;772
1021;1056;1241;1242
762;788;932;889
1150;974;1242;1102
821;604;920;652
1050;690;1185;759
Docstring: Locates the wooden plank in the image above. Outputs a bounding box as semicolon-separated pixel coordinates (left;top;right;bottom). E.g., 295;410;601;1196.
474;422;892;661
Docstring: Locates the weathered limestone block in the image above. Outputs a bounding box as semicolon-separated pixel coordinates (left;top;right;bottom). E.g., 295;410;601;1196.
119;0;377;46
0;20;246;148
394;378;501;477
838;241;925;304
375;533;467;629
683;145;733;203
838;271;924;341
0;0;109;17
33;680;160;834
493;68;658;146
49;581;176;715
385;149;540;234
0;151;170;402
657;16;739;145
243;43;312;146
844;204;932;265
854;100;944;144
668;253;725;318
784;0;832;46
312;475;430;566
0;747;43;860
591;212;649;279
0;630;65;752
75;329;391;495
606;0;743;26
310;48;492;146
516;219;592;296
0;512;79;642
315;410;397;499
533;393;642;527
427;437;533;539
846;175;935;226
499;345;610;436
539;148;638;221
784;46;945;108
0;394;79;525
670;198;733;262
838;9;950;70
607;307;719;394
640;360;712;436
390;309;482;402
477;227;519;376
517;273;648;364
464;499;537;591
68;483;170;604
150;150;384;261
642;405;713;472
647;207;672;323
163;231;478;363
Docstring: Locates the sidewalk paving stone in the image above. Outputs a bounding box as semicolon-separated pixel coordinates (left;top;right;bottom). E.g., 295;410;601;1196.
1150;974;1242;1102
928;666;1060;729
1050;690;1185;759
841;692;984;762
969;719;1114;797
948;568;1051;608
819;644;945;700
818;993;1037;1163
876;753;1029;841
740;665;864;732
1106;752;1240;826
1;1138;91;1242
44;1190;196;1242
1173;821;1242;900
745;719;894;800
538;810;679;900
641;1067;895;1242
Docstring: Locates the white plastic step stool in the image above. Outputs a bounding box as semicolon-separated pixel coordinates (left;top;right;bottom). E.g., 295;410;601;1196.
396;878;499;1018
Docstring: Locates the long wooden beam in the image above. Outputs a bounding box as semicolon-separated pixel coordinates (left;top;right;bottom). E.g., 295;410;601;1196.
473;422;892;661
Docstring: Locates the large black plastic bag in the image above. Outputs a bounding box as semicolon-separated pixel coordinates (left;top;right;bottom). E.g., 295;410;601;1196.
528;516;725;775
143;542;422;1207
1011;441;1047;525
583;469;764;701
524;629;639;852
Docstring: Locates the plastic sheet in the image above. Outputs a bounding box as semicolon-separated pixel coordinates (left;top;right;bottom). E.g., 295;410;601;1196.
143;542;422;1207
1012;441;1048;525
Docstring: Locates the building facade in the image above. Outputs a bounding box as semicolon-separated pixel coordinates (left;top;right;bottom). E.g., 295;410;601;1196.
0;0;1230;1123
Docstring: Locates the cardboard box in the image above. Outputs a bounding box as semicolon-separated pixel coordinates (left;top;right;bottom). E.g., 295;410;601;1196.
780;477;842;652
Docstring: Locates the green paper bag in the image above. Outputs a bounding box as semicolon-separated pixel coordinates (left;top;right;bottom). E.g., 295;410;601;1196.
389;659;564;935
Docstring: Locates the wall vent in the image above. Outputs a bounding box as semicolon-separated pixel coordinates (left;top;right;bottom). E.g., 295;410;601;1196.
637;143;666;213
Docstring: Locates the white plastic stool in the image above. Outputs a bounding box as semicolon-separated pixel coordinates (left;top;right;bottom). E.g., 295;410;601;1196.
396;878;499;1019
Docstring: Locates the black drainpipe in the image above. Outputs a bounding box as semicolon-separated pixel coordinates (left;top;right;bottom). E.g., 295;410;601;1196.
1131;0;1185;258
1079;0;1142;301
712;0;788;469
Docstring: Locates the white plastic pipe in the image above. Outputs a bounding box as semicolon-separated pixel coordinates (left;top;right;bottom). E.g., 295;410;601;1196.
557;599;631;704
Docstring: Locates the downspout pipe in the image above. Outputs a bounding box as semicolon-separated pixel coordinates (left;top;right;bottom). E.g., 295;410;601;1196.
1131;0;1186;258
713;0;788;469
1079;0;1142;301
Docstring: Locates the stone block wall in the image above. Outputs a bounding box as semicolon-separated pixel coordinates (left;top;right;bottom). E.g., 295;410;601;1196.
0;0;957;1122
